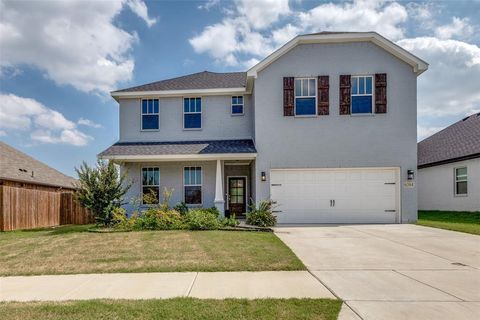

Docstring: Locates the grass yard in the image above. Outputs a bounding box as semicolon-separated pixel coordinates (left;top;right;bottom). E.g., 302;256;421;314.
417;211;480;235
0;225;305;276
0;298;342;320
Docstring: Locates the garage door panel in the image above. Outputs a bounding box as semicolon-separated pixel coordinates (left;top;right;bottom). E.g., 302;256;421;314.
270;168;398;224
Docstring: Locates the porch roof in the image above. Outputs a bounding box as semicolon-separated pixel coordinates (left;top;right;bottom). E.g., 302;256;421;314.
98;139;257;161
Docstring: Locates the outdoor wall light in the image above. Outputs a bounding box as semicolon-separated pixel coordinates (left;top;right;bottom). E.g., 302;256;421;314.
407;169;414;180
261;171;266;182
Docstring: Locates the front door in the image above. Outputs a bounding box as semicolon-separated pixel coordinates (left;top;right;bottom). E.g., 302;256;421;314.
228;177;246;215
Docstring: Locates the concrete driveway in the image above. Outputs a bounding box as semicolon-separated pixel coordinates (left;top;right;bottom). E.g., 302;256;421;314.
275;224;480;320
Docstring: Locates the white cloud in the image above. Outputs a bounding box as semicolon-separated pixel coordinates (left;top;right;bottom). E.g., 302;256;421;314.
0;0;155;94
0;94;92;146
435;17;474;40
198;0;220;11
126;0;158;27
78;118;102;129
235;0;290;30
417;125;445;141
398;37;480;118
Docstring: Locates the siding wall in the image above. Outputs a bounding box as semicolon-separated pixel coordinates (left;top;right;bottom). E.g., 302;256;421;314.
119;95;254;142
253;42;419;222
418;158;480;212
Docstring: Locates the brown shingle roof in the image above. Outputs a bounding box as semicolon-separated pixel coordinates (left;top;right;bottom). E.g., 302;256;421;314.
113;71;246;93
418;113;480;168
0;141;77;189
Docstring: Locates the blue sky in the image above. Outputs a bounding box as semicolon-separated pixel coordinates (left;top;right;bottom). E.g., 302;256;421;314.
1;0;479;177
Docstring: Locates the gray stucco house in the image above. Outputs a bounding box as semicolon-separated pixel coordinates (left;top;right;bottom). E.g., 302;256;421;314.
418;113;480;212
99;32;428;224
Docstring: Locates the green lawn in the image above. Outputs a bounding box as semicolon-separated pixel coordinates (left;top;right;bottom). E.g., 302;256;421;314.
0;225;305;276
417;211;480;235
0;298;342;320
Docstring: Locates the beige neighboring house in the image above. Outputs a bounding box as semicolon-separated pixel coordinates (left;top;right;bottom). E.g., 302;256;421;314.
0;141;77;191
418;113;480;212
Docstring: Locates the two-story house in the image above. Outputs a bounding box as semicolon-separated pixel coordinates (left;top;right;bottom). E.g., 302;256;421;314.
99;32;428;224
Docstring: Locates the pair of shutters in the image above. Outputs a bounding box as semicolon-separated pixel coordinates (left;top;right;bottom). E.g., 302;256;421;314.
283;74;387;116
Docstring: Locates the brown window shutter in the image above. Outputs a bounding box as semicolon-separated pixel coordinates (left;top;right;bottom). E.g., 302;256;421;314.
375;73;387;113
317;76;329;115
283;77;294;116
339;75;351;115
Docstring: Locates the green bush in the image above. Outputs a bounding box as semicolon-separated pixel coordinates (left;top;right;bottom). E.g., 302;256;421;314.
186;209;220;230
246;200;277;227
220;215;240;227
134;208;185;230
173;202;189;215
111;207;136;231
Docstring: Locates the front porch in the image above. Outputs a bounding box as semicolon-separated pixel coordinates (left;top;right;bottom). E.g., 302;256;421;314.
98;139;257;216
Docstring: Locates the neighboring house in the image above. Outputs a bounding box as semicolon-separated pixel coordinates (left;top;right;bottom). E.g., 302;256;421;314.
0;141;90;231
418;113;480;212
99;32;428;224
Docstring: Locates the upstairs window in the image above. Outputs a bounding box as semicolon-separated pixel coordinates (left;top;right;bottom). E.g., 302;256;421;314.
294;78;316;116
351;76;373;114
141;99;159;130
142;167;160;204
184;97;202;129
231;96;244;115
454;167;468;196
184;166;202;205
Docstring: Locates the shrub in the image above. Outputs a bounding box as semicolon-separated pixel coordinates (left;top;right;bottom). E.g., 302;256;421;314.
186;209;220;230
173;202;189;216
204;206;220;218
220;215;240;227
246;200;277;227
111;207;137;231
134;208;185;230
75;160;132;227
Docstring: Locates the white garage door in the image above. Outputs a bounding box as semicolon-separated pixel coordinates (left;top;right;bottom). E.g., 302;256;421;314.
270;168;399;224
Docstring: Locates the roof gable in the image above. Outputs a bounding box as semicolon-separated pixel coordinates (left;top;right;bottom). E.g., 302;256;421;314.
247;32;429;77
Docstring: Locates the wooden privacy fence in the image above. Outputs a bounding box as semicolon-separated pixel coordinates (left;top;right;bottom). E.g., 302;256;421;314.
0;185;93;231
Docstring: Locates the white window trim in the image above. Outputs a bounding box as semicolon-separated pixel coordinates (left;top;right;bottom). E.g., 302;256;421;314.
351;75;374;116
141;167;160;205
294;77;317;117
140;98;160;131
454;166;468;197
183;166;203;206
183;97;202;130
231;95;244;116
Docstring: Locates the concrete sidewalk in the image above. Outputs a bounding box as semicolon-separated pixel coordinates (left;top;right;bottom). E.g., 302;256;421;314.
0;271;335;301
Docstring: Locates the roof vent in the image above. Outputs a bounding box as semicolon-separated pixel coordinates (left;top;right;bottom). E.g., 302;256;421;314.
18;168;28;173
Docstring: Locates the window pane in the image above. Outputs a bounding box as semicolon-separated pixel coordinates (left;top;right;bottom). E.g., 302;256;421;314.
232;96;237;105
142;100;148;113
352;77;358;95
359;77;365;94
148;99;153;113
184;114;201;128
184;98;189;112
295;79;301;96
456;167;467;179
232;105;243;114
184;168;189;185
153;99;159;113
295;97;316;115
456;181;468;195
302;79;309;96
142;168;147;185
142;115;159;130
143;186;159;204
196;167;202;185
309;79;316;96
238;96;243;104
366;77;372;94
185;186;202;204
352;96;372;114
196;98;201;112
153;168;159;185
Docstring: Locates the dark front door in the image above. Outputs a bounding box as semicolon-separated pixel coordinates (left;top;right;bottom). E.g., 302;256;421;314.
228;177;246;215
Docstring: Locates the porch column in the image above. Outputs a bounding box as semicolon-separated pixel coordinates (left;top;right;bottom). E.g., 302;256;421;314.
214;159;225;217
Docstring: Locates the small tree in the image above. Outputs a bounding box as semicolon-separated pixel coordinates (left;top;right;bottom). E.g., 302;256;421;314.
75;160;131;227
